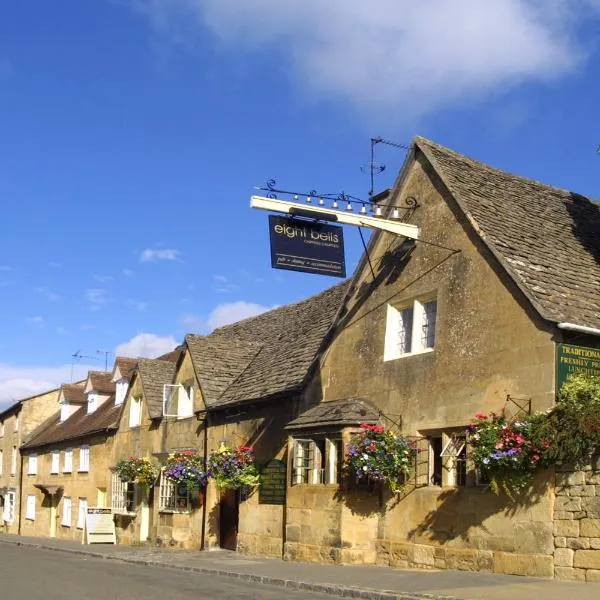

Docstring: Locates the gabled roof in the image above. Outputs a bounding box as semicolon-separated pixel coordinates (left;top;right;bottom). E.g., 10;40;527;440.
187;281;350;409
414;137;600;331
60;383;86;405
85;371;115;395
21;396;121;450
112;357;138;381
286;398;380;430
136;359;177;419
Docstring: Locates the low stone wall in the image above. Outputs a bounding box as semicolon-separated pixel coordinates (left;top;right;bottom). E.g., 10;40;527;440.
553;461;600;582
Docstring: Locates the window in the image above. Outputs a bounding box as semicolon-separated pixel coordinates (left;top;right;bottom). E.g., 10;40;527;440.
60;402;71;423
62;497;72;527
3;490;16;522
77;498;88;529
159;475;190;512
129;396;142;428
423;432;468;487
111;472;136;514
0;450;3;476
28;454;38;475
11;446;17;475
26;495;36;520
178;384;194;418
14;414;19;431
292;437;341;485
0;421;4;436
115;379;128;406
64;449;73;473
79;446;90;472
384;297;438;361
51;452;60;474
87;393;97;415
428;437;443;486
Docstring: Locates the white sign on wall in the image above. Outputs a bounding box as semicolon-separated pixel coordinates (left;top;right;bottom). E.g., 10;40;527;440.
84;507;116;544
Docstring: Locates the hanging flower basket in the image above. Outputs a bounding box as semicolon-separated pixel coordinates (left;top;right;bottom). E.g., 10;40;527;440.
207;445;260;490
346;424;416;492
468;412;549;498
115;457;159;488
163;450;208;490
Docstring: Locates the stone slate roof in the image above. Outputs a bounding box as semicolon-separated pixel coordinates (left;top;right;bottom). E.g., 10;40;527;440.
21;397;121;450
113;357;138;380
416;137;600;330
137;359;177;419
61;383;86;405
188;281;350;409
88;371;116;395
286;398;380;430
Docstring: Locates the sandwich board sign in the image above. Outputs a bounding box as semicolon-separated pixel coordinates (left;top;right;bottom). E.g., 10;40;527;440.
84;507;116;544
268;215;346;278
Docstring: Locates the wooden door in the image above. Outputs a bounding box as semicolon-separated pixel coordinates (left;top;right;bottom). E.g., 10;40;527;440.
219;490;239;550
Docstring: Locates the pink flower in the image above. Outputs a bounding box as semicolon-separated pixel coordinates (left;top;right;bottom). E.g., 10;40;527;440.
474;413;488;420
495;443;504;449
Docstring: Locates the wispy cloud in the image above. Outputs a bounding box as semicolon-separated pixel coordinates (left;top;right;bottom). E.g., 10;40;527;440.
0;265;12;271
123;0;600;121
179;312;205;332
57;327;67;336
94;274;114;284
85;288;111;310
48;261;61;268
207;300;273;330
115;332;178;358
26;316;45;327
211;274;240;294
80;324;97;331
122;269;135;277
35;287;62;302
139;248;182;263
0;280;15;287
127;299;150;311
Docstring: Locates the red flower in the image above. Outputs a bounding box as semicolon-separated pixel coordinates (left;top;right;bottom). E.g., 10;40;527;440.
474;413;488;420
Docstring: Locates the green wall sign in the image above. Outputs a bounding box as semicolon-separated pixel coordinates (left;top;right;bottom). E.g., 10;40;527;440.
259;459;287;505
556;343;600;392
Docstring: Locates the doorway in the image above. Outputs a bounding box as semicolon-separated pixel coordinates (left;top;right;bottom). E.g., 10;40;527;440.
219;490;239;550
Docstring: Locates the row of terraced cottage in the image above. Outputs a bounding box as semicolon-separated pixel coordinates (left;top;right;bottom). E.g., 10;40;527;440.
2;137;600;581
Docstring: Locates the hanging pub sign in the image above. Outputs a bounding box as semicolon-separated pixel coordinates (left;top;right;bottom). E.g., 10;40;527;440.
268;215;346;278
556;343;600;393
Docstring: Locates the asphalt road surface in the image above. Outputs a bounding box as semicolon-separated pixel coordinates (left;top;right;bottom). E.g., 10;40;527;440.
0;544;336;600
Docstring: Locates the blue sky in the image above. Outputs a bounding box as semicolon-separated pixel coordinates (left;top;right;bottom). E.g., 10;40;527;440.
1;0;599;407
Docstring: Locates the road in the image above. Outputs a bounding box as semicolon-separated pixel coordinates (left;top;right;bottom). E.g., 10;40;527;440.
0;544;335;600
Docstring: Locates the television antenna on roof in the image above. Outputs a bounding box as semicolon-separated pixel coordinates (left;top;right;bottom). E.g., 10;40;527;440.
70;350;98;382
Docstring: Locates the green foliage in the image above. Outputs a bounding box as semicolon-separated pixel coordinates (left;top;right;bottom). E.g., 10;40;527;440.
207;445;260;490
531;373;600;466
115;457;159;488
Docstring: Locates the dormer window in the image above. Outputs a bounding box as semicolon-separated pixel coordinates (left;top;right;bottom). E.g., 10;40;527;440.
60;403;71;423
87;393;97;415
129;396;142;428
115;379;128;406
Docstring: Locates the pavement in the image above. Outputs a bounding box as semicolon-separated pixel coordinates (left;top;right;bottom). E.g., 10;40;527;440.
1;533;600;600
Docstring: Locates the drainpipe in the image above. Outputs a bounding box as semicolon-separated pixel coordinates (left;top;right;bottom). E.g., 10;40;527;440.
199;410;209;551
558;323;600;337
17;452;24;535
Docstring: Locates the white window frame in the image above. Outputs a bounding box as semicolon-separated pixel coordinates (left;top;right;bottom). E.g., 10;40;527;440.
0;421;4;436
79;446;90;472
64;448;73;473
62;497;72;527
111;472;136;514
129;396;142;428
14;414;19;431
87;392;97;415
28;454;38;475
115;378;128;406
384;297;438;362
178;384;194;419
11;446;17;475
77;498;88;529
424;431;468;487
51;451;60;474
25;495;36;520
292;437;341;486
0;449;3;476
3;490;16;522
158;475;191;512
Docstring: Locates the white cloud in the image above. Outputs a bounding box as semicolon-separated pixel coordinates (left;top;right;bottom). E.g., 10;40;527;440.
124;0;600;119
26;316;45;327
207;301;273;330
0;363;95;410
180;312;205;331
85;288;111;309
122;269;135;277
115;333;178;358
35;287;62;302
139;248;182;263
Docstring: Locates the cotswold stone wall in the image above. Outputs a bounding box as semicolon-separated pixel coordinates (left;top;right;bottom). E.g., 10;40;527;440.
553;459;600;582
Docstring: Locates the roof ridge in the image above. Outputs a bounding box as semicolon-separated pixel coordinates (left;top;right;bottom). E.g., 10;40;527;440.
414;136;600;206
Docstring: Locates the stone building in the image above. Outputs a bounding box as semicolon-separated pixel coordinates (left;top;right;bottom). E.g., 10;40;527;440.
282;137;600;579
0;387;62;534
19;371;121;540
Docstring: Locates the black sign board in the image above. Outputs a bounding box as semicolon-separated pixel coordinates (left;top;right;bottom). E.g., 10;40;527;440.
259;459;287;505
268;215;346;278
